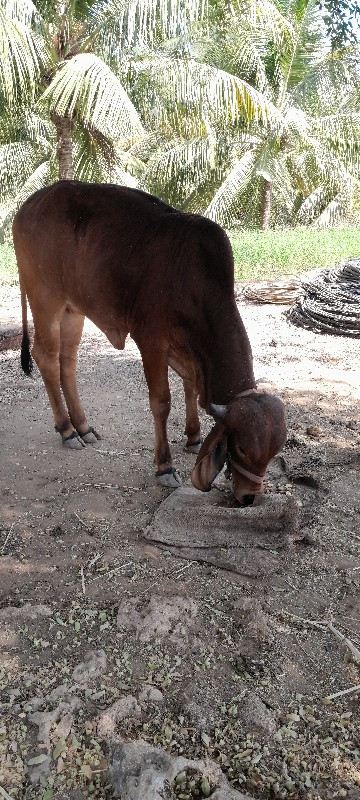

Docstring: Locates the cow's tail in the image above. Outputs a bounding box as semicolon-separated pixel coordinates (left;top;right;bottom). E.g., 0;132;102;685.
20;278;33;376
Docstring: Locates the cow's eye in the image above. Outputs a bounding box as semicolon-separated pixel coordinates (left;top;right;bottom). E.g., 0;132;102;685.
238;446;246;456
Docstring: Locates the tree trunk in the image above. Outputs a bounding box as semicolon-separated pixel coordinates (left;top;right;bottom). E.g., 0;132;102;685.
261;179;272;231
51;111;74;180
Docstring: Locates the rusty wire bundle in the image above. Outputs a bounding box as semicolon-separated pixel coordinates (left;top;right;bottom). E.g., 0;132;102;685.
287;259;360;338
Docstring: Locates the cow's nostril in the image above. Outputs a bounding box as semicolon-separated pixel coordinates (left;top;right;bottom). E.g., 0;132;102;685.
241;494;256;507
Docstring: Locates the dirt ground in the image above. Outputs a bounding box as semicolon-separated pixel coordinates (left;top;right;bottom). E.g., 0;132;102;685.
0;281;359;800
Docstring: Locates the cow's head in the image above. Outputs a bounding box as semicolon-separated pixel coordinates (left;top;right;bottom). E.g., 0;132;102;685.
191;392;286;504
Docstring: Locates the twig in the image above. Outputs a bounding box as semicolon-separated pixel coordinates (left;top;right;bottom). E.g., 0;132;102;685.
0;784;15;800
284;577;298;590
328;621;360;665
89;561;134;583
1;522;15;555
173;561;197;578
80;566;86;595
74;512;92;532
88;552;102;569
325;684;360;701
277;610;326;629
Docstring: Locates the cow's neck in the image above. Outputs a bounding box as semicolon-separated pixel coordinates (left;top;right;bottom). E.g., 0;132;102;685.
199;301;256;407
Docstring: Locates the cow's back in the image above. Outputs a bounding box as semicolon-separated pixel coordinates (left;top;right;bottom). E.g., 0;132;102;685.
13;181;235;337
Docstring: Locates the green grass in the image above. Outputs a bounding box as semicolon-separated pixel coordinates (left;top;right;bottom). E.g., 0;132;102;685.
1;227;360;288
228;226;360;282
0;243;18;286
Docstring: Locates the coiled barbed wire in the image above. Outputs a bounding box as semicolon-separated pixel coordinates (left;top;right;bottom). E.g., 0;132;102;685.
287;259;360;338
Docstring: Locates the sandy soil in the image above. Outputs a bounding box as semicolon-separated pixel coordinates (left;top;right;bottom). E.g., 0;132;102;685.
0;283;359;799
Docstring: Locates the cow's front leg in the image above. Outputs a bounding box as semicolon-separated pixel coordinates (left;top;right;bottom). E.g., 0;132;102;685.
140;347;181;488
183;378;201;453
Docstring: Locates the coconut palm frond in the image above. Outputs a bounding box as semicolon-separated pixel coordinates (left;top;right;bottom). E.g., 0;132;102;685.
204;149;257;225
0;140;40;200
233;0;294;47
133;56;279;128
143;134;217;203
41;52;144;144
314;192;350;227
100;0;206;49
0;6;44;104
2;158;51;227
278;0;329;105
297;183;327;223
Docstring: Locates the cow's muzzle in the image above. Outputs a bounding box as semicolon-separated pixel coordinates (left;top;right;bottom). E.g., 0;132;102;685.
226;456;264;505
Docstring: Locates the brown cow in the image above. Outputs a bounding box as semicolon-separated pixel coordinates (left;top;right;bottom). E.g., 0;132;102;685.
13;181;286;502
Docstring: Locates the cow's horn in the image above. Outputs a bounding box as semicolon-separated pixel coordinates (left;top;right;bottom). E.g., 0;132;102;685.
210;402;228;420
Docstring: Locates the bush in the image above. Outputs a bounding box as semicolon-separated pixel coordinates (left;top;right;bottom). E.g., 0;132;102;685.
228;227;360;282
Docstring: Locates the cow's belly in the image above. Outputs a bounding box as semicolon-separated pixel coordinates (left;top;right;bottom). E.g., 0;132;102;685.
168;349;199;385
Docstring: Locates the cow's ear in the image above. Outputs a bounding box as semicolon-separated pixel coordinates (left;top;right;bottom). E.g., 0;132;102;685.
191;421;228;492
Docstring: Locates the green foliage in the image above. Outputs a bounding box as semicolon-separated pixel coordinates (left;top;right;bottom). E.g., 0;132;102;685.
317;0;360;51
0;0;359;232
0;242;18;284
229;226;360;281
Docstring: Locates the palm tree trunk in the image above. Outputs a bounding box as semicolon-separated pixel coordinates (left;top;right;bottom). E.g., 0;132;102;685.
51;111;74;180
261;179;272;231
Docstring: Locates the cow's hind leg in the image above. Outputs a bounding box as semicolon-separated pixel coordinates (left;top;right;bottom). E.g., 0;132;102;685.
140;346;181;488
183;378;201;453
59;307;101;444
31;311;84;450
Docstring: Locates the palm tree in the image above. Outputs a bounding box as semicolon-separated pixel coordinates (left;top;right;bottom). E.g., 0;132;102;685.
205;0;360;228
140;0;360;229
0;0;288;230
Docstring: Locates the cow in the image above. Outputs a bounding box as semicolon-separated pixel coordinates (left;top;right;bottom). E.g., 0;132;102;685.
13;181;286;503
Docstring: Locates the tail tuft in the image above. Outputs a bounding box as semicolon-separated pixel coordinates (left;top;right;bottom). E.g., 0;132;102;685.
21;330;33;375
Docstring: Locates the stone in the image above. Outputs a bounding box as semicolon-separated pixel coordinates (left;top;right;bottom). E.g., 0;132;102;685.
0;604;52;622
97;696;142;740
238;693;276;739
53;711;73;740
109;739;255;800
116;595;198;643
233;597;271;641
139;685;164;705
29;707;61;749
28;755;51;785
72;648;107;686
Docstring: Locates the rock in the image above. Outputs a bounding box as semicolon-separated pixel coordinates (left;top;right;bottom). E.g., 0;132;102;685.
238;693;276;739
29;708;62;749
47;683;74;703
72;649;107;686
0;604;52;622
139;685;164;705
97;696;142;740
29;699;81;751
53;711;73;740
28;755;51;785
233;598;271;641
183;698;218;729
109;739;255;800
116;595;198;643
306;425;323;438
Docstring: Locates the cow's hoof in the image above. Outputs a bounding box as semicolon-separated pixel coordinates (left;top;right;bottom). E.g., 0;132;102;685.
155;468;182;488
185;440;201;454
80;427;101;444
62;431;86;449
